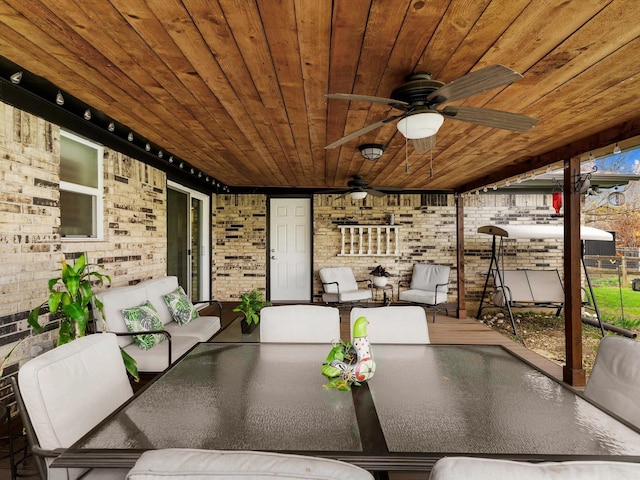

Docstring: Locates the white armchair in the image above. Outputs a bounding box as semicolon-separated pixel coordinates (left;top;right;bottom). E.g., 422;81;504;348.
14;333;133;480
350;306;430;344
398;263;450;320
584;335;640;428
260;305;340;343
126;448;374;479
319;267;372;305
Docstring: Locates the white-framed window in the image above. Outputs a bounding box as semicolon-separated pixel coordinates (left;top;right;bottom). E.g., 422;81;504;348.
59;130;104;240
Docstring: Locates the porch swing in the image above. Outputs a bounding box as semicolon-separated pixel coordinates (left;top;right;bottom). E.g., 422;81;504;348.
475;224;613;337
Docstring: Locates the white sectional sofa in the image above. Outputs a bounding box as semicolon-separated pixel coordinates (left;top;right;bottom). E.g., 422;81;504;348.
94;276;222;373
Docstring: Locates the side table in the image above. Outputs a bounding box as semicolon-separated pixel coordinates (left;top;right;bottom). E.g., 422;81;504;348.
372;284;393;305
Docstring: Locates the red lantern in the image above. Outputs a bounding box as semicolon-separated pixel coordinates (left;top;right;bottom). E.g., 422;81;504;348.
552;192;562;214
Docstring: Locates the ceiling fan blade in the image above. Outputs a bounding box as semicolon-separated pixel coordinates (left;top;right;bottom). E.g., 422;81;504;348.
325;93;409;110
412;135;436;152
441;105;538;132
427;64;523;104
365;188;387;197
325;113;406;149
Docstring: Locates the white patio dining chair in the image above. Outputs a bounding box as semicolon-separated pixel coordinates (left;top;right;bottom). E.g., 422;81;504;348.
260;305;341;343
583;335;640;428
350;306;430;344
13;333;134;480
126;448;374;479
430;456;640;480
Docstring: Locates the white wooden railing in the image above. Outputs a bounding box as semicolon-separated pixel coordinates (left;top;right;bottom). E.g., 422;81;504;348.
338;225;400;256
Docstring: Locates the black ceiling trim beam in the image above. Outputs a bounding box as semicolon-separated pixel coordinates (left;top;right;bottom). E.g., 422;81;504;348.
0;56;225;193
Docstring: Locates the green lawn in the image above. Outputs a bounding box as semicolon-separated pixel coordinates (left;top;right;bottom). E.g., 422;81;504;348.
588;276;640;329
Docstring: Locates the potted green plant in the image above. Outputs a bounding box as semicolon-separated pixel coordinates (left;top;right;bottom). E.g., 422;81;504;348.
27;254;139;381
233;289;270;334
370;265;390;287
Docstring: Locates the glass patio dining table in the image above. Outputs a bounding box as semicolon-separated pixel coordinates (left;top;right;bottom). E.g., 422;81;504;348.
53;342;640;473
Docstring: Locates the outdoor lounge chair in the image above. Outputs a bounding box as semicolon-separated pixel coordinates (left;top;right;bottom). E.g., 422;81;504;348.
319;267;372;305
398;263;450;321
584;335;640;428
13;333;133;480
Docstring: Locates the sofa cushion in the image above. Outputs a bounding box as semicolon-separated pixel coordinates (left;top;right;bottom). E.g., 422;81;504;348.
122;301;166;350
164;315;220;342
398;289;447;306
122;335;200;372
410;264;450;293
95;285;148;348
126;448;374;480
319;267;358;292
163;286;198;326
140;277;180;325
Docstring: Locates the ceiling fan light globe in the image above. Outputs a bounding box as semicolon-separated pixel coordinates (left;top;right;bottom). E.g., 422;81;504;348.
350;191;368;200
397;112;444;139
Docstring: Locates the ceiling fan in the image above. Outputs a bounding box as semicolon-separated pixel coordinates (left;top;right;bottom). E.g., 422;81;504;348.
326;175;401;200
325;64;538;152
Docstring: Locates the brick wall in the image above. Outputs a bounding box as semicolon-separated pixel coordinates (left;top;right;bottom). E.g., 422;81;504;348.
214;194;267;300
0;103;167;374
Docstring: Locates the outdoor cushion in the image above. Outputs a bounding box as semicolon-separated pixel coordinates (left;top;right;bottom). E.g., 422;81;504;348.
584;336;640;428
140;276;181;325
350;306;430;344
163;286;198;326
409;263;450;293
95;285;149;348
430;457;640;480
260;305;340;343
398;289;445;305
122;301;166;350
126;448;374;480
18;333;133;480
163;316;220;342
121;335;200;373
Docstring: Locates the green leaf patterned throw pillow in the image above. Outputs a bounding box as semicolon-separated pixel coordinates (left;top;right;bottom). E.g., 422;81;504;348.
122;301;166;350
163;286;198;326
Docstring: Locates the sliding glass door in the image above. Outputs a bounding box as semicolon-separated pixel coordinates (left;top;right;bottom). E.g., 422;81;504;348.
167;182;211;301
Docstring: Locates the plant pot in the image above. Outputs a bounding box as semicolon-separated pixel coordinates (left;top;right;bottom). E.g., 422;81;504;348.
372;276;388;287
240;317;258;334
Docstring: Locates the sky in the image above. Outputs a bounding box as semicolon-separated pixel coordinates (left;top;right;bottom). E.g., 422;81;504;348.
593;145;640;175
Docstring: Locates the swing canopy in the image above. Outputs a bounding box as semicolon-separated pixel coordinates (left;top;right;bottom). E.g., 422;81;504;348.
477;224;613;241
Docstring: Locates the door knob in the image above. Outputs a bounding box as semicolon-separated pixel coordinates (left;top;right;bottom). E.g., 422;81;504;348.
271;256;276;260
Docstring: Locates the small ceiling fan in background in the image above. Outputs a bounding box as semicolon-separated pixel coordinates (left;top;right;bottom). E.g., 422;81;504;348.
324;175;402;200
325;64;538;152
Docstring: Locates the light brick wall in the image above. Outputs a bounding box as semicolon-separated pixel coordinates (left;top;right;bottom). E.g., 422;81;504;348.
214;194;267;300
0;103;167;375
313;193;458;301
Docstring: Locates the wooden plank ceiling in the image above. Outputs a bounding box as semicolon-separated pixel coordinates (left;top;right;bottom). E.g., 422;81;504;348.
0;0;639;193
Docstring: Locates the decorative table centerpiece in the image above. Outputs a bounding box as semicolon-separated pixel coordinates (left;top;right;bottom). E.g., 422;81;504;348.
321;316;376;391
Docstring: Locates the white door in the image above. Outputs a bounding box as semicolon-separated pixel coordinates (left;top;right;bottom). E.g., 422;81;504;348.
269;198;312;301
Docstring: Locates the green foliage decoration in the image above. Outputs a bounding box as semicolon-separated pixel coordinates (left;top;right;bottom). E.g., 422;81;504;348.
233;289;270;325
28;254;139;381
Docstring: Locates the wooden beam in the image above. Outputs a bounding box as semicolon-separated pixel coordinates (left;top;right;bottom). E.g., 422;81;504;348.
457;118;640;193
455;194;467;319
562;155;586;387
